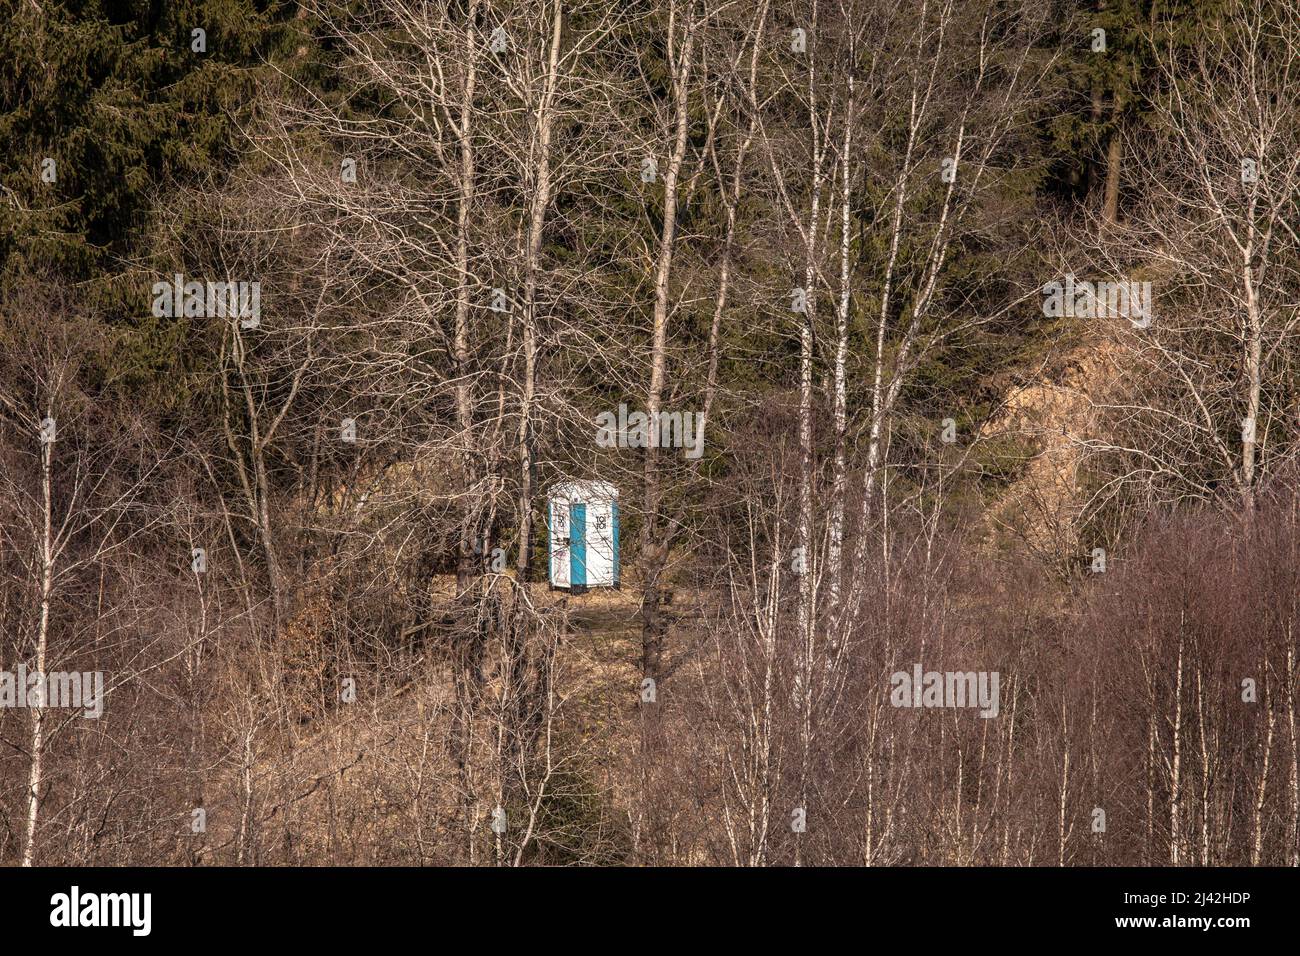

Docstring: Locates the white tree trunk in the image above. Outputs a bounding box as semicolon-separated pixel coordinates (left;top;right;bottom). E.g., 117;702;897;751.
22;421;55;867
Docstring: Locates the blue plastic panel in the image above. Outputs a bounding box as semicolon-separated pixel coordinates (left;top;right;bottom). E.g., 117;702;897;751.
570;503;587;587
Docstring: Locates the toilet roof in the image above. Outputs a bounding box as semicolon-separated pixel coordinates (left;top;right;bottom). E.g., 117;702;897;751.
549;479;619;502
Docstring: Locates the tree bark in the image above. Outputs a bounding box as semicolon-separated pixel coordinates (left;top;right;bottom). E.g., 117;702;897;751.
640;2;695;684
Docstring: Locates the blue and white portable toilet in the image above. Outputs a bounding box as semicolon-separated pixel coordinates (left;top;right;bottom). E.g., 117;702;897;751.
548;480;619;593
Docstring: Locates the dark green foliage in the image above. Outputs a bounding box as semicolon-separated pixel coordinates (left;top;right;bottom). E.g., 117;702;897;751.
0;0;303;286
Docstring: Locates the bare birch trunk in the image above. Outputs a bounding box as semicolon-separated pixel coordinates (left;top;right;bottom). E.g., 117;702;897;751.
1252;673;1276;865
1286;639;1299;866
827;76;854;628
640;2;695;684
515;2;564;581
1241;252;1262;510
454;0;481;597
1170;630;1185;865
21;416;54;867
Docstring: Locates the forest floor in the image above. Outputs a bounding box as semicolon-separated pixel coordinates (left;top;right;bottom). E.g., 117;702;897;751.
202;576;705;863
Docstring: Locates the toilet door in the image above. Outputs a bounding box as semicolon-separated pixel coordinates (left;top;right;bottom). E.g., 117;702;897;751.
550;500;570;589
569;503;588;589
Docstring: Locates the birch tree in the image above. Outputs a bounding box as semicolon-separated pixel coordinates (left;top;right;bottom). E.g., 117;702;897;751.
1088;0;1300;514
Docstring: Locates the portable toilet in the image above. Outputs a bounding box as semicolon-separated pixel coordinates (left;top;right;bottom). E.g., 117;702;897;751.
548;480;619;593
